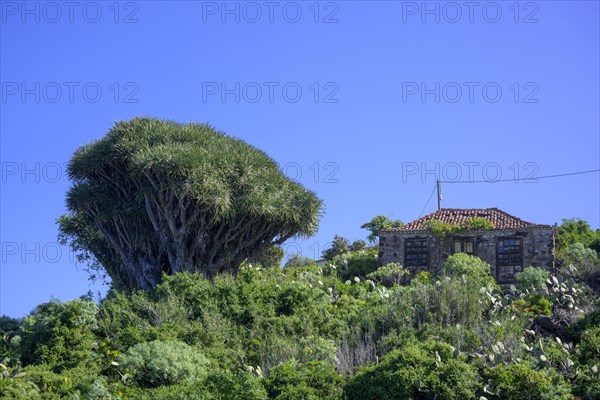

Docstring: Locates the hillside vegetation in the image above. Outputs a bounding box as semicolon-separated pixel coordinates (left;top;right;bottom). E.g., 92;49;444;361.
4;120;600;399
1;218;600;399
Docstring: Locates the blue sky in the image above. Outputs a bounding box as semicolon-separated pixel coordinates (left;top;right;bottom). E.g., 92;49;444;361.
1;0;599;317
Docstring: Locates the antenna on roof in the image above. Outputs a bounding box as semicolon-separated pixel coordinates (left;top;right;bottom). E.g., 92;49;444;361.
437;178;442;210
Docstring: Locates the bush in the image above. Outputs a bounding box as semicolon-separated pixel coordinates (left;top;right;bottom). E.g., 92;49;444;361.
0;379;40;399
558;243;599;286
443;253;495;287
20;299;98;371
578;326;600;364
119;340;209;387
512;293;552;317
264;360;344;400
485;362;574;400
345;340;480;400
411;271;431;285
202;369;268;400
334;249;379;281
557;219;599;250
367;263;408;287
517;266;550;291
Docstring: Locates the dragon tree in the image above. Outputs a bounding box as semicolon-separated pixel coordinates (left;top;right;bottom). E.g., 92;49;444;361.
58;117;322;290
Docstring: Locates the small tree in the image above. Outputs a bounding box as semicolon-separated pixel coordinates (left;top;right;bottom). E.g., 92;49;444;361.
322;235;350;260
350;239;367;252
361;216;403;243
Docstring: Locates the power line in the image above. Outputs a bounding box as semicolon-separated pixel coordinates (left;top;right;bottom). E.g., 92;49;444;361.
418;183;437;217
418;168;600;217
440;168;600;184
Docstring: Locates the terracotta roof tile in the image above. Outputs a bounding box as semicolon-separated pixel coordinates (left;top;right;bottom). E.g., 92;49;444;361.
383;208;549;232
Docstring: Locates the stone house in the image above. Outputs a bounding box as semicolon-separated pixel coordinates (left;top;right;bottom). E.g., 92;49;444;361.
378;208;556;283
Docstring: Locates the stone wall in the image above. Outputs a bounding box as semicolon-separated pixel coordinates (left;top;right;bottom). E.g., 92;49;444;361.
379;227;555;283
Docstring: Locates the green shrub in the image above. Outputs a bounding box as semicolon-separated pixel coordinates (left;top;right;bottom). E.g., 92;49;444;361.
557;219;599;249
345;340;479;400
334;249;379;280
0;378;40;399
517;266;550;291
443;253;495;287
20;299;98;371
411;271;431;285
367;262;408;287
578;326;600;364
557;243;600;290
512;293;552;317
485;362;574;400
86;378;112;400
119;340;209;387
129;369;268;400
264;360;344;400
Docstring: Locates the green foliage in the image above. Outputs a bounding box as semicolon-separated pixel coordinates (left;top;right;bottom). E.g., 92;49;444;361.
249;246;285;269
443;253;495;287
427;217;494;238
20;299;98;371
578;326;600;365
559;243;599;282
332;248;379;280
60;117;323;290
283;254;315;268
462;217;495;230
412;271;431;285
558;218;600;250
484;362;575;400
517;266;551;291
21;363;101;400
346;340;479;400
367;262;408;287
203;369;268;400
5;241;599;399
512;293;552;317
349;240;366;252
360;215;403;243
427;219;463;238
322;235;350;260
0;378;40;399
0;316;22;366
263;360;344;400
125;369;268;400
119;340;209;387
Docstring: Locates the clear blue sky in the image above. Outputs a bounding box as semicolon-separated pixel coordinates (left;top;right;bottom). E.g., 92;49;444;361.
1;1;599;317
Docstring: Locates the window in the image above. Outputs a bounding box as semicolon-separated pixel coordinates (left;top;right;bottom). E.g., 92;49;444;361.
404;238;428;267
497;237;522;266
452;237;475;255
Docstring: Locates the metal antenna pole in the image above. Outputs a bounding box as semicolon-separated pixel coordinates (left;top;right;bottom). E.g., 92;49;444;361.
437;178;441;210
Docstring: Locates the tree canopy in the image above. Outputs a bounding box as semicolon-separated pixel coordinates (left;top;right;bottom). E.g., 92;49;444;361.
59;117;323;290
360;215;403;243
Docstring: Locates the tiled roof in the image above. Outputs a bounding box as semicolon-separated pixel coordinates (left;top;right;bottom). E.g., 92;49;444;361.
383;208;550;232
